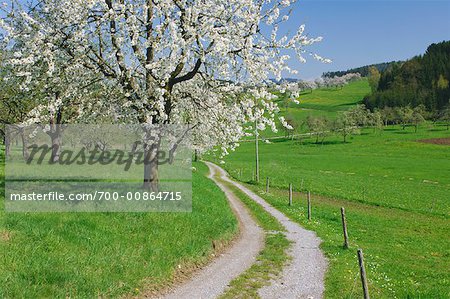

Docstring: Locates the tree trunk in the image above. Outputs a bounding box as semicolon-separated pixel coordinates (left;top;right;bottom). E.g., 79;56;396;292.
143;158;159;191
194;149;198;162
48;104;63;163
20;129;29;161
4;131;11;158
143;142;160;191
50;132;62;163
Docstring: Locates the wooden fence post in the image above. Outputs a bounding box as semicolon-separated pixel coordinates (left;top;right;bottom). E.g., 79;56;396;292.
289;183;292;206
266;177;270;193
357;249;370;299
307;191;311;220
300;179;304;191
341;207;349;249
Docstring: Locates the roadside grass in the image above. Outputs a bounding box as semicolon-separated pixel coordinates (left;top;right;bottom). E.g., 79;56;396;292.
223;127;450;217
215;126;450;298
0;157;238;298
218;181;291;299
242;184;450;298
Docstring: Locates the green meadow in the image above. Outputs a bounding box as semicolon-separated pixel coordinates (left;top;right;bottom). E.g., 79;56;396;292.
215;80;450;298
267;79;372;137
0;159;237;298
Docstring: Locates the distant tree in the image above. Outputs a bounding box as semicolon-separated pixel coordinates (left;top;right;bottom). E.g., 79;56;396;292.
395;106;413;130
306;116;329;144
333;111;359;143
436;74;449;90
283;115;296;139
280;82;300;112
318;117;331;144
323;61;400;78
314;78;324;89
298;81;316;93
347;104;369;127
411;105;426;132
368;66;381;92
380;106;397;126
368;110;384;133
438;104;450;130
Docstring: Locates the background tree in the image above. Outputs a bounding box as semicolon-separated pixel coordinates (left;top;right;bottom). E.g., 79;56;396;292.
333;111;359;143
380;106;397;126
306;115;329;144
368;66;381;92
411;105;426;132
438;104;450;130
346;104;369;127
395;106;413;130
0;50;38;160
368;109;384;133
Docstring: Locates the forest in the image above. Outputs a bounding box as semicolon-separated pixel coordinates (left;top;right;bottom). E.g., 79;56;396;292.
363;41;450;112
323;61;400;78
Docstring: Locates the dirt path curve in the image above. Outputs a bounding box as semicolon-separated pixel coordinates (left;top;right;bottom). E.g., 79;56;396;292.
209;163;328;299
161;162;264;299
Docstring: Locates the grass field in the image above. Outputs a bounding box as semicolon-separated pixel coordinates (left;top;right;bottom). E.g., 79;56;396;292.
213;80;450;298
263;79;371;137
0;158;238;298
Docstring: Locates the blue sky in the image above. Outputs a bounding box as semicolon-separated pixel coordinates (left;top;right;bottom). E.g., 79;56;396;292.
281;0;450;79
5;0;449;80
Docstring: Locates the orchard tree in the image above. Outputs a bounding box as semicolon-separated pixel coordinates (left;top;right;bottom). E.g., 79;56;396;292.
322;73;361;90
395;106;414;130
333;111;359;143
411;104;426;133
0;50;38;160
438;105;450;130
280;82;300;112
298;80;316;93
368;109;384;133
1;0;329;190
368;66;381;92
346;104;369;127
380;106;396;126
306;115;328;144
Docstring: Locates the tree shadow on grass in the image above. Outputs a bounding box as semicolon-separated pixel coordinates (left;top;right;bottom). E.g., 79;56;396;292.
294;140;348;146
428;127;448;132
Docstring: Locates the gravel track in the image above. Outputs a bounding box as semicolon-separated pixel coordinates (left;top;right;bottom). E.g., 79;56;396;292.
161;162;264;299
210;163;328;299
161;162;327;298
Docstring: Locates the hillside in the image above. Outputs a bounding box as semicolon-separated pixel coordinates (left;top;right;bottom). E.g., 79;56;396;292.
323;61;401;78
364;41;450;111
